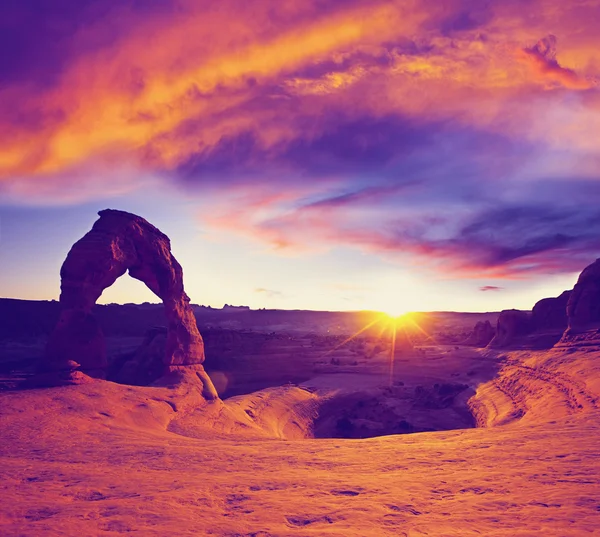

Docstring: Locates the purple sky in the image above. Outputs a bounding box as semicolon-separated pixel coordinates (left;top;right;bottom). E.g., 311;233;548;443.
1;0;599;313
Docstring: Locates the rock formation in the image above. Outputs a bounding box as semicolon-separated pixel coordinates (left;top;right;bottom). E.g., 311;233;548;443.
488;289;574;349
531;291;571;331
565;259;600;334
488;309;532;348
557;258;600;345
464;320;495;347
36;209;217;398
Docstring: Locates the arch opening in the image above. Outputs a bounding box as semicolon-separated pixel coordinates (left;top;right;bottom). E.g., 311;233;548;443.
97;272;160;306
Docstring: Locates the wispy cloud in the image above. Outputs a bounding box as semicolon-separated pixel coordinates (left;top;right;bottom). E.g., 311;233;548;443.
255;287;283;298
480;286;504;292
199;183;600;278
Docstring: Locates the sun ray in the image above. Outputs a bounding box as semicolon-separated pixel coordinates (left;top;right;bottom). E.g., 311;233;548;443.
321;315;384;357
403;315;437;345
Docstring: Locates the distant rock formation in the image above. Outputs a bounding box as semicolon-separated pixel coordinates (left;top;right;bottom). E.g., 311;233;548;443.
488;310;532;348
36;209;217;398
111;326;168;386
464;320;495;347
222;304;251;312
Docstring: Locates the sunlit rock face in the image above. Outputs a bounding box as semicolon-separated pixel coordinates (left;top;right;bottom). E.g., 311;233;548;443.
37;209;217;398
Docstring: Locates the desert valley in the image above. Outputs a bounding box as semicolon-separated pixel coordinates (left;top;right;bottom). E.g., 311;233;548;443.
1;210;599;536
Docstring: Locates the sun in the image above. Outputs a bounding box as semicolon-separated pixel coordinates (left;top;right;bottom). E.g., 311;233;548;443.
383;308;410;320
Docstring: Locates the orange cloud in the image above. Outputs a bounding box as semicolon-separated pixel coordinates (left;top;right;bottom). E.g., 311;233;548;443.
0;1;428;179
520;35;594;89
0;0;598;194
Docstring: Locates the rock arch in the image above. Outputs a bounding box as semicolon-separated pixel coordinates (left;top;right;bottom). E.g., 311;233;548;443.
38;209;217;398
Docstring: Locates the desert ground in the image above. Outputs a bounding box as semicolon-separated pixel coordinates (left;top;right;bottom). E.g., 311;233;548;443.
1;302;599;536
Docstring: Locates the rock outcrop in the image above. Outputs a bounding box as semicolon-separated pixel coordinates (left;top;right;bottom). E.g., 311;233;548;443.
488;310;532;348
558;259;600;345
488;289;574;349
531;291;571;331
36;209;217;398
565;259;600;333
464;320;495;347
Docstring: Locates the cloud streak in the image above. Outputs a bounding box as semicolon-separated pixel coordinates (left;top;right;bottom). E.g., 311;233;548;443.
480;286;504;292
255;288;284;298
199;182;600;278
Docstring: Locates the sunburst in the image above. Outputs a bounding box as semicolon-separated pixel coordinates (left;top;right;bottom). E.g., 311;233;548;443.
322;310;434;385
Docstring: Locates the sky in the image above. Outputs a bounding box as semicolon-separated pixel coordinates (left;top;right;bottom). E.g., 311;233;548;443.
0;0;599;314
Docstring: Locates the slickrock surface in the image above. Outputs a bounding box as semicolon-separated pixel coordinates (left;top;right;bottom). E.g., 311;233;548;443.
1;344;599;536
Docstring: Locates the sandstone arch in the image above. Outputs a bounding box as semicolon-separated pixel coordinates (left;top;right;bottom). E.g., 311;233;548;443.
38;209;217;398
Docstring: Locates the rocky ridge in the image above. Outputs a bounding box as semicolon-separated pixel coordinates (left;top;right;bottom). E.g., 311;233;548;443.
488;258;600;348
